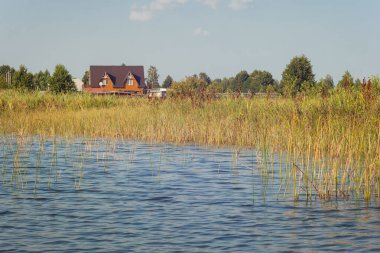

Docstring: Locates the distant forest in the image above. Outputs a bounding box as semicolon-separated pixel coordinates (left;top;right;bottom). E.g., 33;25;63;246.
1;55;379;97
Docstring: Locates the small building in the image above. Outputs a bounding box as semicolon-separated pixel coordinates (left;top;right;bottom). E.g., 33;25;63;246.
73;78;83;91
83;65;146;94
148;88;167;99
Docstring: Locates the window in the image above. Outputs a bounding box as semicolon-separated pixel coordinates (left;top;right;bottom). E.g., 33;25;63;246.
102;79;108;86
128;79;133;86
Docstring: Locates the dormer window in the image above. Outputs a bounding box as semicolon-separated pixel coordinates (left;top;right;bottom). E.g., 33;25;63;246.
126;72;134;86
99;72;110;87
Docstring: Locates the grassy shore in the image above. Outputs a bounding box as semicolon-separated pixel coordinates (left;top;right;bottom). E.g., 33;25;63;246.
0;90;379;200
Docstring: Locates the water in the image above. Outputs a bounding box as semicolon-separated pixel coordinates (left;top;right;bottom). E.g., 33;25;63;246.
1;137;379;252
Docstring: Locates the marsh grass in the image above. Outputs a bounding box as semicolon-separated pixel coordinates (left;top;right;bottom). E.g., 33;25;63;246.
0;90;379;201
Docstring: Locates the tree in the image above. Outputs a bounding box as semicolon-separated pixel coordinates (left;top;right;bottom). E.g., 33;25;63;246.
147;66;159;89
0;65;12;76
323;74;334;89
199;72;211;85
206;81;223;95
169;76;207;98
234;70;249;91
50;64;76;93
0;75;6;89
354;78;362;89
82;70;89;87
12;65;34;90
337;71;354;90
33;70;50;91
249;70;275;92
0;65;15;89
316;74;334;97
213;78;222;84
280;55;315;96
162;75;173;88
266;84;276;95
369;75;380;95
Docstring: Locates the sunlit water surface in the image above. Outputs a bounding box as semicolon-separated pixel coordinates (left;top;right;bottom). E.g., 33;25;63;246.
0;137;379;252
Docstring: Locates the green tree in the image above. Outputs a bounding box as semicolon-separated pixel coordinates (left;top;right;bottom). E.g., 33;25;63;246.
199;72;211;85
316;74;334;97
369;75;380;95
249;70;275;92
0;65;13;76
0;65;15;89
12;65;34;90
220;77;233;92
209;79;223;92
323;74;334;89
162;75;173;88
169;76;207;98
354;78;362;89
206;81;223;95
266;84;276;95
213;78;222;84
147;66;159;89
50;64;76;93
82;70;89;87
0;75;6;89
234;70;249;91
280;55;315;96
337;71;354;90
33;70;50;91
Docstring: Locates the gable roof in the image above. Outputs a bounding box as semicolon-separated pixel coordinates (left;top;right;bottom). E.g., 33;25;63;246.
90;65;145;88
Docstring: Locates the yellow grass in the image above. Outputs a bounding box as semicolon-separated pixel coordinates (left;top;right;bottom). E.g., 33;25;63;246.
0;90;379;200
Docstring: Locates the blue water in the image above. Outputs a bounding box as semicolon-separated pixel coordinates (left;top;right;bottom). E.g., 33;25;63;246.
0;138;379;252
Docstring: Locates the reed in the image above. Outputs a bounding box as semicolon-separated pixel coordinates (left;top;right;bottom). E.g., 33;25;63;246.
0;90;379;201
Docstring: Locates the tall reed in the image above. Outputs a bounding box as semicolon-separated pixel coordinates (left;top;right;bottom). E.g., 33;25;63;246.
0;90;378;201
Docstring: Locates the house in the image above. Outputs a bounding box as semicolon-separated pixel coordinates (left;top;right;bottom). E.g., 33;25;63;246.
72;78;83;91
83;65;146;94
148;88;167;99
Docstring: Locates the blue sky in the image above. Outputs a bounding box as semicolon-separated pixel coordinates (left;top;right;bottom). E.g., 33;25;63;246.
0;0;379;83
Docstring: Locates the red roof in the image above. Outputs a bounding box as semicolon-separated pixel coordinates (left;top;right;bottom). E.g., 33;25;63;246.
90;65;146;88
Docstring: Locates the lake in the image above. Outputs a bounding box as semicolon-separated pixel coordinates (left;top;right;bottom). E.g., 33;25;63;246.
0;137;379;252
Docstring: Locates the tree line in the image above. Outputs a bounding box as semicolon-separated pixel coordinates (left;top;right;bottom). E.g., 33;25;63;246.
161;55;380;97
0;64;76;93
2;56;379;97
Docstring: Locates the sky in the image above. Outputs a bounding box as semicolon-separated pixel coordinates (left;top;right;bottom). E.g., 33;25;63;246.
0;0;379;83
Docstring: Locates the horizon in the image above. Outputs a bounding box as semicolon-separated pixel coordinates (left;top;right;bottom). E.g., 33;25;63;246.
1;0;379;83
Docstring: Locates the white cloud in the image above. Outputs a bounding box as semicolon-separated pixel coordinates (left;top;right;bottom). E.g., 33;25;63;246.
229;0;253;10
129;0;188;22
197;0;220;9
193;27;209;37
150;0;188;11
129;6;152;22
129;0;252;22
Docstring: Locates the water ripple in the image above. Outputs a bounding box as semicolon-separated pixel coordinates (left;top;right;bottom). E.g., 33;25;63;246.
0;138;379;252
